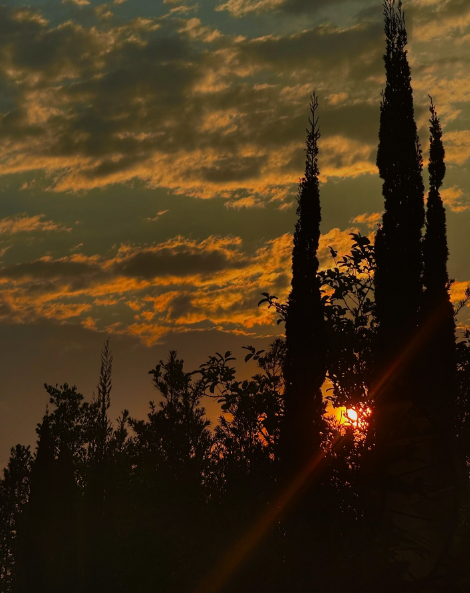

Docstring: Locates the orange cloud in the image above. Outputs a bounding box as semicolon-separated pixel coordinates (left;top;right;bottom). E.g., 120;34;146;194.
215;0;284;17
351;212;382;229
318;227;360;269
0;214;71;235
444;131;470;165
451;281;470;304
413;4;470;42
0;223;372;344
441;186;470;212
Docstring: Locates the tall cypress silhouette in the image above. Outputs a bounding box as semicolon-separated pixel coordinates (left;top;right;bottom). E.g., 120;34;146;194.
282;92;326;471
369;4;458;587
280;94;328;592
372;0;426;472
374;0;425;366
422;100;456;426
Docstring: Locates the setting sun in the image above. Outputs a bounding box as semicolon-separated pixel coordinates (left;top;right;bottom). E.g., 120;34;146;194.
332;405;372;435
346;409;358;423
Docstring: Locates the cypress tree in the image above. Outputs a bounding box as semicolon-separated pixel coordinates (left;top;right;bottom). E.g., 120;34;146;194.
422;100;456;426
369;0;426;584
279;94;329;591
368;5;458;586
372;0;426;457
374;0;425;369
282;92;327;471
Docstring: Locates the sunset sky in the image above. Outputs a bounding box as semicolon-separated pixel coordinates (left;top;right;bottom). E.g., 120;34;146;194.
0;0;469;461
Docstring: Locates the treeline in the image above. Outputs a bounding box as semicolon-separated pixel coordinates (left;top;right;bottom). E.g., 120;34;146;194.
2;1;470;591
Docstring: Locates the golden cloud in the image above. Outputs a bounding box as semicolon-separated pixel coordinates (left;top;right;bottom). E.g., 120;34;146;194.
451;281;470;304
444;131;470;166
413;4;470;42
351;212;382;229
0;214;71;235
441;186;470;212
0;222;373;344
215;0;284;17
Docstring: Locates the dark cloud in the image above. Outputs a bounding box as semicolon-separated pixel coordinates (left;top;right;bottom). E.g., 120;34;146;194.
238;22;383;72
201;155;268;183
0;258;100;280
280;0;348;14
168;293;194;320
0;5;388;192
113;247;248;279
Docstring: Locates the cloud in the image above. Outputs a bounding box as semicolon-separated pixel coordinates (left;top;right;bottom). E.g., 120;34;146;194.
215;0;284;17
146;210;169;222
451;280;470;304
444;131;470;165
62;0;91;6
441;186;470;212
112;236;247;279
215;0;369;17
0;221;381;344
178;18;222;42
351;212;382;228
317;227;360;269
412;0;470;42
0;214;71;235
225;196;264;209
0;256;101;280
0;5;385;198
0;232;284;342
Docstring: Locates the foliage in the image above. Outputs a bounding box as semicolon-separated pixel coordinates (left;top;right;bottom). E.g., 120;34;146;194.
0;446;32;593
320;233;376;409
199;339;285;494
130;351;212;488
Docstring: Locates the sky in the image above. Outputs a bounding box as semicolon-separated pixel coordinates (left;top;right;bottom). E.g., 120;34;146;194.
0;0;470;463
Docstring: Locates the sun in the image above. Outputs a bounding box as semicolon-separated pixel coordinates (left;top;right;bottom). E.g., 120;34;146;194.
346;408;358;423
334;405;372;433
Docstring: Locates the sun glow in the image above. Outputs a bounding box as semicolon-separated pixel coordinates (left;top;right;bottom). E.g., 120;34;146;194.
332;405;372;434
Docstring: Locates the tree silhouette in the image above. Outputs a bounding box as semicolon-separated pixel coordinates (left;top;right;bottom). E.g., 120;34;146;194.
283;92;326;470
368;3;460;588
320;233;376;412
127;351;212;592
53;443;80;593
374;0;425;378
422;100;457;428
84;339;114;593
0;446;32;593
16;416;56;593
276;92;331;592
